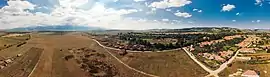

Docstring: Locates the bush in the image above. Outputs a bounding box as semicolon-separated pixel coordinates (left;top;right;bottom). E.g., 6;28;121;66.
17;42;26;47
64;55;74;61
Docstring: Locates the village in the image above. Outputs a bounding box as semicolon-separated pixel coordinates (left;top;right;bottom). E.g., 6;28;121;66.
93;30;270;77
185;34;270;77
0;28;269;77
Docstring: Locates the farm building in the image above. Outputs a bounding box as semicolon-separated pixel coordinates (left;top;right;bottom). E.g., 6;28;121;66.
241;70;260;77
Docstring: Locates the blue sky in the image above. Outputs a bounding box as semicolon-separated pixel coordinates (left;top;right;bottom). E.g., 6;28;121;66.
0;0;269;29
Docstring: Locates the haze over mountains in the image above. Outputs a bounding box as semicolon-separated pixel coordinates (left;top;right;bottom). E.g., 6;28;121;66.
6;25;105;32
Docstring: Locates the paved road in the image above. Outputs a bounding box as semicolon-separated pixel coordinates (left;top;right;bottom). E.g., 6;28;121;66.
182;48;213;73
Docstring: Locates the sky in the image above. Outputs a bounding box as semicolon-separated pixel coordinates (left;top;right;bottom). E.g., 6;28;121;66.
0;0;269;30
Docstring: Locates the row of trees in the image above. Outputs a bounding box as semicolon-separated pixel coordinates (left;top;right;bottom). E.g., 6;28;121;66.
193;37;245;54
115;32;238;51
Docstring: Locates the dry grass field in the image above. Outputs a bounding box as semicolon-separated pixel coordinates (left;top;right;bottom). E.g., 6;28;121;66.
109;49;208;77
0;32;208;77
29;32;148;77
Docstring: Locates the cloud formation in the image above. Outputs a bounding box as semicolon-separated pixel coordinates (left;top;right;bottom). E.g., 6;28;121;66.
221;4;235;12
134;0;146;2
236;13;240;15
174;12;192;18
0;0;174;29
255;0;263;6
149;0;192;9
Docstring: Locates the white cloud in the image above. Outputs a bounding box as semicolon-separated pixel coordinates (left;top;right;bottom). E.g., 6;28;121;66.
0;0;195;30
255;0;263;6
137;19;147;22
257;20;261;22
149;0;192;9
166;9;172;11
232;20;236;22
113;0;119;2
162;19;169;21
0;0;144;29
198;10;202;13
236;13;240;15
134;0;146;2
2;0;36;13
193;8;202;13
193;9;198;11
251;20;261;23
174;12;192;18
59;0;89;8
221;4;236;12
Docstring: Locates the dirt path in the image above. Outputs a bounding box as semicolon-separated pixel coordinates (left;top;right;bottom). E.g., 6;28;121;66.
93;39;159;77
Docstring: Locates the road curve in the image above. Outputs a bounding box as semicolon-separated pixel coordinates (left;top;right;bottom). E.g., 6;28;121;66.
182;48;213;73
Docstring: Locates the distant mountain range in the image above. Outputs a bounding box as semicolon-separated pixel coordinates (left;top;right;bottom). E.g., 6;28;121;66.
6;25;105;32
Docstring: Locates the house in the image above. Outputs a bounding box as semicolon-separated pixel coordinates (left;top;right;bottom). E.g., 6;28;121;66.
235;57;251;61
224;35;241;40
239;48;256;53
241;70;260;77
219;51;234;58
213;55;225;62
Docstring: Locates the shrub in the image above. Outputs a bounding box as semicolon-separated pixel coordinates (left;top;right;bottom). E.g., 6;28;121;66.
64;55;74;61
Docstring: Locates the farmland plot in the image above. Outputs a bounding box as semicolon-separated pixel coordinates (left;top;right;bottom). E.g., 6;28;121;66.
0;47;43;77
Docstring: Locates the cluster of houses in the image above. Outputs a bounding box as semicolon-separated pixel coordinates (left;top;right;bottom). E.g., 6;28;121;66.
199;39;224;47
198;50;234;63
199;53;226;62
199;35;242;47
224;35;242;40
236;36;256;48
191;35;242;63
